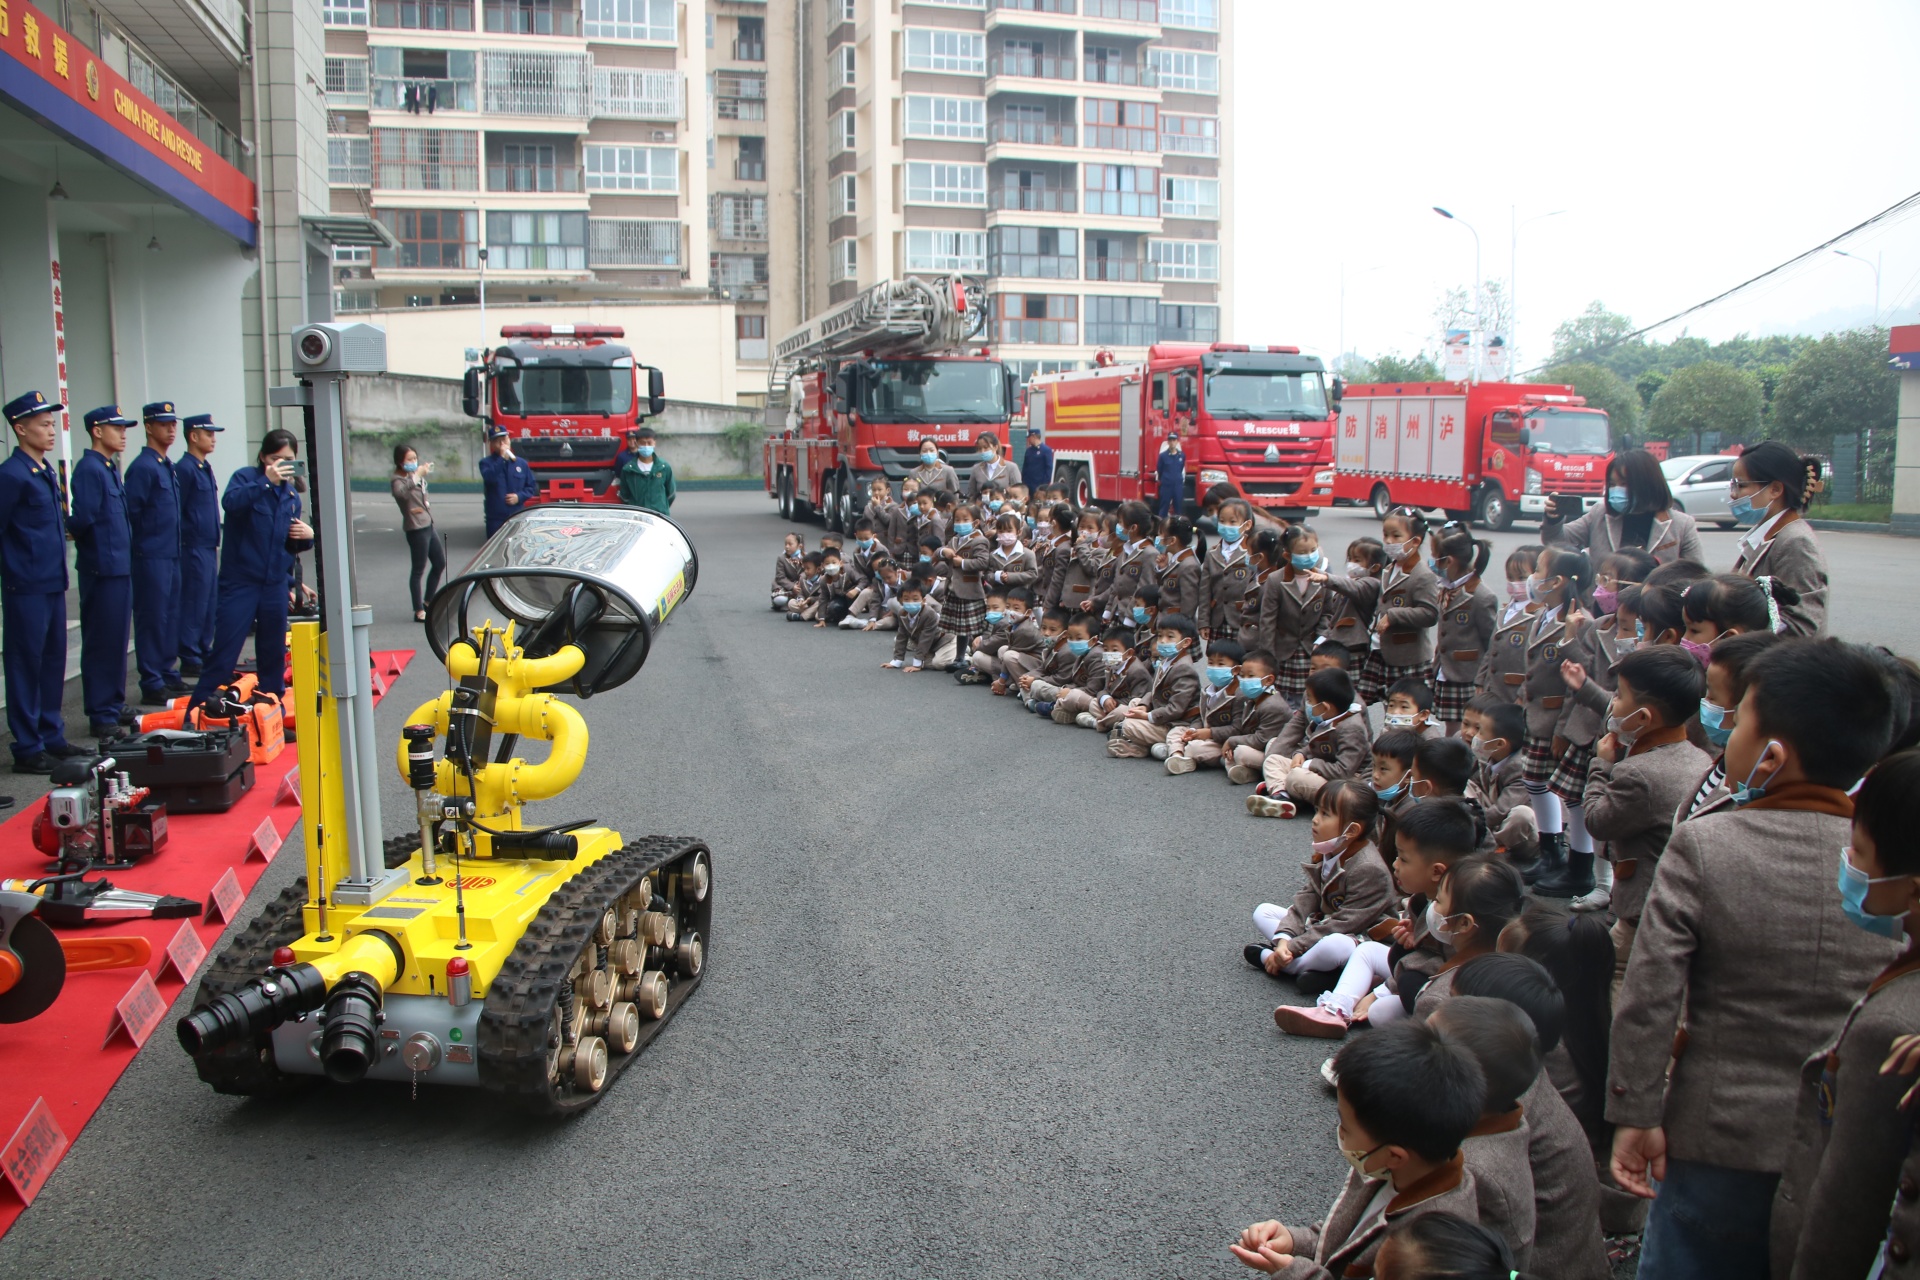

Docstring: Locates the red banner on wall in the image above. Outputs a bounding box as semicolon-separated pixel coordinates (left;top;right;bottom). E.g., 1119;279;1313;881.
0;0;255;228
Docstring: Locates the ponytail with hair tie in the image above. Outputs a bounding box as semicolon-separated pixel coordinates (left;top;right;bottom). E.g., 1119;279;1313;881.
1756;575;1782;633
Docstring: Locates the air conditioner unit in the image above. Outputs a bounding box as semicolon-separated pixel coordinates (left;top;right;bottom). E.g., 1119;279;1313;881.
651;129;675;143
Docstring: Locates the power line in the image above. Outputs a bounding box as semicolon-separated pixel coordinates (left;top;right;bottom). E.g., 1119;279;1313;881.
1524;187;1920;374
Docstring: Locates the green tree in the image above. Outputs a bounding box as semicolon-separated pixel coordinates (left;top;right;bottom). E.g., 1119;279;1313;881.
1358;351;1442;383
1538;362;1640;440
1550;302;1638;365
1769;328;1900;501
1645;362;1762;452
1634;370;1667;410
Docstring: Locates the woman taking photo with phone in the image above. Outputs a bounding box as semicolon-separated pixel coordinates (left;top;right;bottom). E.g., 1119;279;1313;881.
389;442;445;622
1542;447;1703;566
188;429;313;709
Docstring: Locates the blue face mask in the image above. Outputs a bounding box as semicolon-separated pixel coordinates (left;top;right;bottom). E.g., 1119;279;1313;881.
1239;676;1267;698
1067;638;1092;656
984;610;1004;625
987;500;1003;512
403;460;419;473
1291;552;1320;571
903;601;923;615
1607;485;1630;513
1154;537;1166;552
1374;778;1406;802
1220;524;1244;543
953;522;973;536
636;444;655;458
1728;493;1765;526
1205;665;1234;689
1839;849;1907;939
1698;698;1733;748
1730;742;1779;806
858;538;875;550
918;554;932;564
1636;620;1647;643
1132;606;1151;625
1154;641;1181;660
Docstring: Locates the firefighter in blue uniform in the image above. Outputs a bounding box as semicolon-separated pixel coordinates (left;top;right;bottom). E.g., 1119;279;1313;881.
190;428;312;707
173;412;223;678
125;400;186;705
479;424;539;536
0;391;78;780
69;406;137;738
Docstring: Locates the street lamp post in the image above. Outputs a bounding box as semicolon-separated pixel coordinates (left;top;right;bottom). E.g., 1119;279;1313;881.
1433;206;1482;375
1834;249;1882;322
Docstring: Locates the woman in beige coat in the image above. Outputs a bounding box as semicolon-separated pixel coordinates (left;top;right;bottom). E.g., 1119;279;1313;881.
389;443;444;621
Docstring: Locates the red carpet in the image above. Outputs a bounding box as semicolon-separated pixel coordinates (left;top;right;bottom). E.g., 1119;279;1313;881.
0;650;415;1231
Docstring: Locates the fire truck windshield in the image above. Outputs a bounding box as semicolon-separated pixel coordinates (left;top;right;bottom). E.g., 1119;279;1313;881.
859;359;1008;424
503;362;634;417
1525;409;1610;456
1203;370;1329;421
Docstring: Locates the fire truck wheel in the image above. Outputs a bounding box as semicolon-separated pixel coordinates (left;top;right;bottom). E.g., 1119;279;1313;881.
822;473;843;531
836;478;856;533
1067;464;1094;510
777;470;794;520
1474;485;1514;532
1370;485;1393;519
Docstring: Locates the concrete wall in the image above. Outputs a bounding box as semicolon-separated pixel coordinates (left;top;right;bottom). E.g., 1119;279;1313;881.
356;299;752;406
1896;364;1920;537
344;372;762;479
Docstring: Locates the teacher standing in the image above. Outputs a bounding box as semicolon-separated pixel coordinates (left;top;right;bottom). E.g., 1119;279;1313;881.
389;443;445;622
1728;440;1829;636
1542;447;1703;565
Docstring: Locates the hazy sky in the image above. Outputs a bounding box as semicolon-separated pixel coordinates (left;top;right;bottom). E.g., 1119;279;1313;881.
1230;1;1920;370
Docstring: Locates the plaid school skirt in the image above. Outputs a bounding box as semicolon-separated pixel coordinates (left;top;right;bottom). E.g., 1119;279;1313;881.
1522;732;1596;804
1274;648;1314;702
942;594;987;641
1431;677;1476;724
1356;652;1434;707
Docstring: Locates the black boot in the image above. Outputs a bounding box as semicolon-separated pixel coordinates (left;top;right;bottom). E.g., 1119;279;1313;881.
1524;831;1567;888
1535;849;1596;899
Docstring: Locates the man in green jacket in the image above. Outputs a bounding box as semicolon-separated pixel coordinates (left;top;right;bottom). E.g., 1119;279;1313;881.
612;425;675;514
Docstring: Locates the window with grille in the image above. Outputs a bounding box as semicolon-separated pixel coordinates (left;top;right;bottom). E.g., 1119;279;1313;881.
584;145;679;191
831;238;858;283
1083;163;1158;217
582;0;674;41
1158;304;1219;343
486;211;588;271
904;229;986;273
589;218;681;267
1161;176;1218;219
835;109;857;154
1148;239;1217;280
1159;0;1217;29
993;294;1077;345
833;45;856;90
374;208;479;268
372;128;479;190
832;173;858;219
904;162;986;206
324;0;368;25
328;136;371;186
325;56;370;104
593;68;684;120
1085;296;1157;346
713;194;769;240
712;253;769;287
904;95;985;140
904;28;985;74
482;50;592;117
987;226;1077;279
1147;48;1218;93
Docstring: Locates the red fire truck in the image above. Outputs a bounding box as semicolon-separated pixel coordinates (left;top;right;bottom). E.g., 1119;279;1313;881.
462;323;667;504
763;275;1019;531
1321;381;1613;529
1025;344;1335;516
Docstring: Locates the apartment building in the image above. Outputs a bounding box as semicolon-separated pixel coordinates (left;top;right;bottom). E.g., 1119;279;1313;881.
777;0;1233;385
320;0;774;401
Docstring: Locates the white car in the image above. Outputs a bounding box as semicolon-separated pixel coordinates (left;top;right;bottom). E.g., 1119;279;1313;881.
1661;454;1740;529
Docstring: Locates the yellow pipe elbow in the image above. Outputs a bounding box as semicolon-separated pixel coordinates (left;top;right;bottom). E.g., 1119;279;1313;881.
445;641;584;691
503;694;588;803
310;930;403;991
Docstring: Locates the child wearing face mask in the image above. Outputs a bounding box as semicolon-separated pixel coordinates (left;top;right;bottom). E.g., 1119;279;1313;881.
1124;585;1162;650
955;589;1014;685
1163;639;1245;773
1106;615;1203;759
1568;648;1712;958
1320;538;1387;656
1221;650;1297;783
1204;499;1259;644
1008;611;1071;707
934;503;992;660
1467;700;1537;871
1056;510;1109;617
771;532;805;612
1329;508;1440;712
907;490;947;549
1428;524;1498;735
1409;855;1528;1022
1247;780;1392;981
1258;523;1333;705
1684;630;1781;818
1608;638;1901;1279
881;580;949;671
1094;501;1160;623
1248;667;1374;818
1232;1022;1487;1279
1512;549;1603;900
1057;626;1153;728
1020;613;1098;713
986;512;1039;597
1156;516;1205;623
785;551;828;623
1035;503;1076;612
1383;678;1444;741
1677;572;1799;667
1771;749;1920;1280
1232;528;1283;648
969;588;1045;691
842;557;902;632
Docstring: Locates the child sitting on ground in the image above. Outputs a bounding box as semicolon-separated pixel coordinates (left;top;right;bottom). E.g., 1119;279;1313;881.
1008;610;1070;706
772;532;804;611
1163;639;1244;773
879;579;952;672
1247;666;1373;819
1056;627;1152;728
839;555;899;630
1426;996;1542;1268
1107;615;1203;759
1020;613;1098;713
1247;780;1393;983
785;551;827;623
1411;855;1528;1021
1219;650;1297;783
956;589;1015;685
1231;1021;1487;1277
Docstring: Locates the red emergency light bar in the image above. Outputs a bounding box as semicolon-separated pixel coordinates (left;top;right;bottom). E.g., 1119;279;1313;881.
498;323;627;339
1210;343;1300;355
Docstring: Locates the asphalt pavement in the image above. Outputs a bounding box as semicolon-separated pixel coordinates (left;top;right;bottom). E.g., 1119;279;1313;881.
0;489;1353;1280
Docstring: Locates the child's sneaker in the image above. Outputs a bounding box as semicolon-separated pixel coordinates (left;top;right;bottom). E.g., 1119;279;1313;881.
1570;886;1612;914
1225;764;1259;785
1075;712;1099;729
1273;1003;1350;1039
786;612;805;622
1246;794;1297;819
1032;700;1054;717
1319;1057;1340;1088
1243;944;1273;971
1149;742;1170;760
1165;754;1197;775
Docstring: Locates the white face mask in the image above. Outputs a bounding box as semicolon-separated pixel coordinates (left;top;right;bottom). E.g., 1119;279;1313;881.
997;532;1019;547
1103;650;1127;668
1426;902;1461;945
1382;540;1408;560
1346;561;1369;578
1338;1126;1390;1183
1606;708;1648;748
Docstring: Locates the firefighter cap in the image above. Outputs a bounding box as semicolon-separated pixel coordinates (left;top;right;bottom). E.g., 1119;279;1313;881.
141;401;179;422
82;405;137;430
2;390;61;425
182;413;224;433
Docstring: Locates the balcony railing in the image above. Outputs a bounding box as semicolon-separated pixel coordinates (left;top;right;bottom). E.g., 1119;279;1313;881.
589;218;682;267
483;3;580;34
1085;257;1154;282
488;164;582;192
1083;0;1155;18
718;98;767;120
988;53;1076;80
1160;129;1219;155
992;0;1074;11
1083;124;1156;151
372;77;479;112
483;50;593;118
735;160;766;181
989;119;1075;146
374;160;480;190
592;68;685;120
1083;60;1154;86
714;202;769;240
374;0;473;27
714;282;769;302
995;320;1077;345
990;187;1076;212
989;254;1078;279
